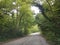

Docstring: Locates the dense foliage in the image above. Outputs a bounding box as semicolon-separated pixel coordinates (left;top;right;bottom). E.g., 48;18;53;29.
0;0;37;41
0;0;60;45
36;0;60;45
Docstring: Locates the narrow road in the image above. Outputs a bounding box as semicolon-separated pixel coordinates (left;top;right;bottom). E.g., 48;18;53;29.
2;32;49;45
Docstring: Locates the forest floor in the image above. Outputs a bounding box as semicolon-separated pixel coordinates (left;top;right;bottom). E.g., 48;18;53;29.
1;32;49;45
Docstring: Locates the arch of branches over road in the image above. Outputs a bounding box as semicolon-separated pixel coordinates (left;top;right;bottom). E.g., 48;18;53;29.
0;0;60;45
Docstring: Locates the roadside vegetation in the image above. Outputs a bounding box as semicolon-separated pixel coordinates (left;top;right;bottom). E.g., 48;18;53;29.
0;0;60;45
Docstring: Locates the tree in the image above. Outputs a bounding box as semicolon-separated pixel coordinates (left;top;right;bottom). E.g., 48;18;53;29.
0;0;35;41
35;0;60;45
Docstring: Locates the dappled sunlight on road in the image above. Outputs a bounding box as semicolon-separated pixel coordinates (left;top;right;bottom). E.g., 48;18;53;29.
29;32;41;35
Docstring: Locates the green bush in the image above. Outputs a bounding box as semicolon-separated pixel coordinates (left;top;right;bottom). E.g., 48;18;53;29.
39;20;60;45
36;14;60;45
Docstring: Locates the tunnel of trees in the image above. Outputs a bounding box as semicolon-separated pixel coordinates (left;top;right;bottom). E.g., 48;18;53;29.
0;0;60;45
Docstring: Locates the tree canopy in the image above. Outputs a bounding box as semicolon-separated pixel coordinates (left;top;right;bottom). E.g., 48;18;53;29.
0;0;60;45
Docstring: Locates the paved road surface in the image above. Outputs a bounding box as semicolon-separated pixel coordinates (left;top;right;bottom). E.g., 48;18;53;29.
2;32;49;45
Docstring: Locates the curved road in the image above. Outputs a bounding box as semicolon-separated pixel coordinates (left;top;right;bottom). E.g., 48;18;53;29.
2;32;49;45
